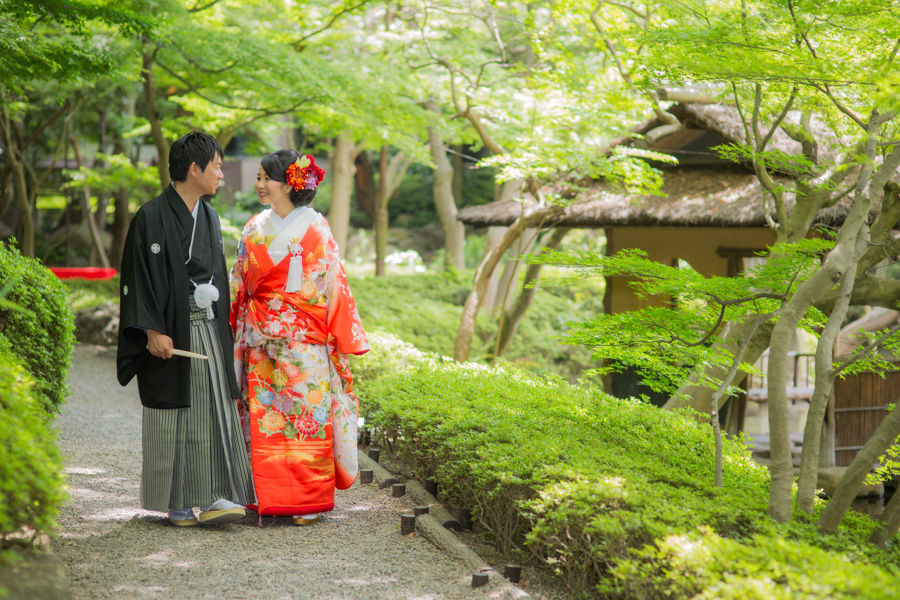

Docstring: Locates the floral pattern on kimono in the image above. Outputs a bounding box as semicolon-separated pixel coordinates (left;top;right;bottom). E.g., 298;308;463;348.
230;208;368;516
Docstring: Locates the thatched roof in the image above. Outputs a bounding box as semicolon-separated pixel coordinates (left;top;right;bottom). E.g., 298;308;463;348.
457;166;853;228
631;103;839;168
458;102;849;228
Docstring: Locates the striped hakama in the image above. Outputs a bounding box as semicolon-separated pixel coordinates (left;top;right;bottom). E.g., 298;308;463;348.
141;299;255;511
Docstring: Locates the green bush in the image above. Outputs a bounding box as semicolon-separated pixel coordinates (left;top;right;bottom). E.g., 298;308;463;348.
0;334;66;547
351;329;433;392
0;242;76;413
359;363;900;598
609;527;900;600
349;271;597;382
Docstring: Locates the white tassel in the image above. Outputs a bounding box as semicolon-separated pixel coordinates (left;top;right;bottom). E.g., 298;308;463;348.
194;282;219;320
286;243;303;292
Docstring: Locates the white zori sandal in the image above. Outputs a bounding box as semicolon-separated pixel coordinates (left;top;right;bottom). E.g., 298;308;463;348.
292;513;322;526
199;499;246;525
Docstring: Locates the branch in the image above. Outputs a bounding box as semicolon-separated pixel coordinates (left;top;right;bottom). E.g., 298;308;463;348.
810;82;865;129
732;83;789;229
787;0;817;58
870;135;900;194
156;61;316;113
590;2;635;88
24;98;75;150
868;183;900;247
167;43;240;74
416;10;463;114
759;87;797;152
833;322;900;378
297;0;370;44
188;0;222;12
604;0;648;19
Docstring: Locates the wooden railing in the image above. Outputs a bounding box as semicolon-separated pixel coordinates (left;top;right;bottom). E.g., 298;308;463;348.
745;351;815;403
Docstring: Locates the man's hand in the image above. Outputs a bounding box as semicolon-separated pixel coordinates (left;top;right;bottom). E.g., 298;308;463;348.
146;329;174;359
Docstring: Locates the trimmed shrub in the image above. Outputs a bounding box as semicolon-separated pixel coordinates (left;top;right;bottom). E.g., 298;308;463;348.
359;362;900;598
0;242;75;413
0;334;66;548
351;329;433;391
609;527;900;600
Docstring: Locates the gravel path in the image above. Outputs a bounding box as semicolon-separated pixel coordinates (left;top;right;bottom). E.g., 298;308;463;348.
51;344;489;600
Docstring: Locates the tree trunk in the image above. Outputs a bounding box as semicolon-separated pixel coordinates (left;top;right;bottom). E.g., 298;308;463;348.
767;181;872;522
71;137;111;269
480;227;507;314
426;102;465;271
495;228;537;313
110;192;130;270
11;160;33;258
354;150;375;221
0;162;13;220
373;147;412;277
818;389;900;534
820;389;836;468
455;205;563;362
451;144;464;205
870;483;900;548
0;107;33;257
374;147;389;277
796;233;866;514
329;131;358;256
494;227;570;358
109;130;132;271
142;49;169;189
482;179;523;313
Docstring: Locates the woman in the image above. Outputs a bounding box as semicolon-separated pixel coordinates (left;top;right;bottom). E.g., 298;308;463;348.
229;149;369;525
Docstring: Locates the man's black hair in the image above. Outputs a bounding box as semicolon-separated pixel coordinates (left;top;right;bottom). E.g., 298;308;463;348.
168;132;224;183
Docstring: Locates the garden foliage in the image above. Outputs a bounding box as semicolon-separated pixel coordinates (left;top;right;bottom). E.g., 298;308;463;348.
349;271;597;382
0;334;66;551
358;361;900;598
0;242;75;413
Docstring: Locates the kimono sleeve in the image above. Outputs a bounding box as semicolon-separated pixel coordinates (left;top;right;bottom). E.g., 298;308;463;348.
117;208;170;386
119;209;170;334
324;231;369;357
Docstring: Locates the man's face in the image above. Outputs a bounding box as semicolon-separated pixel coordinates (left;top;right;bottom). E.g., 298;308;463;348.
194;154;224;196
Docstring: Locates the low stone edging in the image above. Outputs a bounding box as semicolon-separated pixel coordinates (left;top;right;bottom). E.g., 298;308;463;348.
357;451;533;599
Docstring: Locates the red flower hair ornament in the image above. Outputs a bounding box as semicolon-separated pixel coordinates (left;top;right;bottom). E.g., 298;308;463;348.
285;155;326;192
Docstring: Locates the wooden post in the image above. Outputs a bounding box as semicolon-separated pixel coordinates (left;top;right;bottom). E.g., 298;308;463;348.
359;469;373;484
400;514;416;536
414;505;429;516
472;573;489;588
392;483;406;497
425;479;437;498
459;508;473;530
504;564;522;583
368;447;381;463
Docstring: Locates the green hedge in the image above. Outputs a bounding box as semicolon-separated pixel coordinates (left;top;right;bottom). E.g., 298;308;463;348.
358;362;900;598
0;334;66;548
0;243;75;414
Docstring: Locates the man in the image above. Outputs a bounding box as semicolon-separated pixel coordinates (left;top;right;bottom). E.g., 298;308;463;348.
117;132;254;526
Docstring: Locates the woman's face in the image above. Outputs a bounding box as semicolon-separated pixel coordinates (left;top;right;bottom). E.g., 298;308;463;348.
255;165;291;206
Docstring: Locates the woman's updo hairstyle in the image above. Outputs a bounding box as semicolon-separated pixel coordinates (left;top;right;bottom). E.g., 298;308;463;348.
261;149;326;208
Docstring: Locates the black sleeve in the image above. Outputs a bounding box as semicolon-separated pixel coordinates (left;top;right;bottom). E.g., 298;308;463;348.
117;208;170;386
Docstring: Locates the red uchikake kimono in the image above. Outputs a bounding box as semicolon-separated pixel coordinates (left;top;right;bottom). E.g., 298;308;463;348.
229;207;369;516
